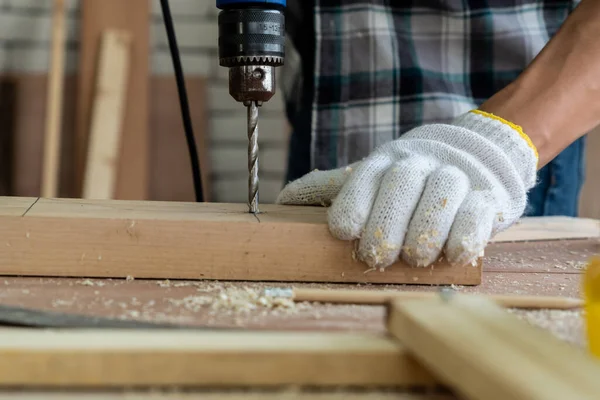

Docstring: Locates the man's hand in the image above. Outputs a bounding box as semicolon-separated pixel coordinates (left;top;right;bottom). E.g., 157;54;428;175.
277;110;538;269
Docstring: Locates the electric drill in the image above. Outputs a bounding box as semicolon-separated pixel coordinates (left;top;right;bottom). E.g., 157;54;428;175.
216;0;286;214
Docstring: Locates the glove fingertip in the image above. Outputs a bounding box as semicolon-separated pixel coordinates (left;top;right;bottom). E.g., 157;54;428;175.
276;168;350;206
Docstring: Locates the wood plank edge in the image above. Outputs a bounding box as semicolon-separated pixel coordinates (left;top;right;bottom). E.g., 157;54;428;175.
0;329;438;388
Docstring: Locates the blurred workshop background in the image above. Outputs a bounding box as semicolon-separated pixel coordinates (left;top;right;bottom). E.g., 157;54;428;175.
0;0;598;217
0;0;289;204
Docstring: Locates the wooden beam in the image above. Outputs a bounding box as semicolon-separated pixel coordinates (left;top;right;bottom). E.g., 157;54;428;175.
0;198;597;285
283;288;583;309
76;0;149;200
386;294;600;400
0;197;482;285
41;0;67;198
492;216;600;242
0;198;597;284
0;329;434;388
83;30;132;199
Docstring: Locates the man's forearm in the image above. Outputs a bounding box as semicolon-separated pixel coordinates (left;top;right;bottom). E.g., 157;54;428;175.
479;0;600;168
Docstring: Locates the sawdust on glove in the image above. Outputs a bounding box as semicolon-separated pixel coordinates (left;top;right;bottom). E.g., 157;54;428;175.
276;110;539;269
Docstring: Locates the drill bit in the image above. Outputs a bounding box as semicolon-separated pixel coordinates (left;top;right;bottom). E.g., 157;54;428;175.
247;101;260;214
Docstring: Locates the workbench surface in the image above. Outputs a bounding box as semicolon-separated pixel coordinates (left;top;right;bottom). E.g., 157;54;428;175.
0;237;597;399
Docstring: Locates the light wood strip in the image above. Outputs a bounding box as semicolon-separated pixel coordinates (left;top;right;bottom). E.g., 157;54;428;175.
492;216;600;242
0;329;434;388
83;30;132;200
386;294;600;400
41;0;67;198
288;288;583;309
76;0;149;200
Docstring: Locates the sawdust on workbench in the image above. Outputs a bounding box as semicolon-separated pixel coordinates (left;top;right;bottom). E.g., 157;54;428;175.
485;240;596;272
508;309;586;347
30;278;384;330
41;278;588;343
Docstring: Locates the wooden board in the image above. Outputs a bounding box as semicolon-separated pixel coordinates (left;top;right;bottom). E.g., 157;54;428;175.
0;329;434;388
492;216;600;242
386;294;600;400
83;30;132;199
41;0;67;198
76;0;149;200
0;197;482;285
0;198;597;285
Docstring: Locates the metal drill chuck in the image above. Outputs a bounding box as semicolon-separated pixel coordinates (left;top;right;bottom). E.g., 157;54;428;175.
217;6;285;68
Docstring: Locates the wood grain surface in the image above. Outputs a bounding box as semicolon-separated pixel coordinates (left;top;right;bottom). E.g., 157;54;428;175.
0;197;483;285
386;295;600;400
82;30;132;200
0;329;434;388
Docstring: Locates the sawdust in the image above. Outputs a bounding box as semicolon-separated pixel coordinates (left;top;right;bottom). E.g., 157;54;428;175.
508;309;585;347
166;286;306;317
52;299;76;307
157;279;172;288
78;279;106;287
157;279;206;288
565;260;587;270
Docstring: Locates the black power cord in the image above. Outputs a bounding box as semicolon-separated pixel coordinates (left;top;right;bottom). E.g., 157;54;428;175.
159;0;204;202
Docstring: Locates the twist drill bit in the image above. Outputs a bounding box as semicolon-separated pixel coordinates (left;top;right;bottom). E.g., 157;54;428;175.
247;101;260;213
216;1;285;213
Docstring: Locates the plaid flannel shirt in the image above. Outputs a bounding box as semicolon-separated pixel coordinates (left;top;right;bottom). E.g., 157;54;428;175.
283;0;581;175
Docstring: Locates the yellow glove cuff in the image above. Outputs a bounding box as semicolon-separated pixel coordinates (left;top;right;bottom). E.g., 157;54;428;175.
470;109;539;162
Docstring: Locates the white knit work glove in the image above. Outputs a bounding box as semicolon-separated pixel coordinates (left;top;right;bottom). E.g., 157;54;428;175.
276;110;539;269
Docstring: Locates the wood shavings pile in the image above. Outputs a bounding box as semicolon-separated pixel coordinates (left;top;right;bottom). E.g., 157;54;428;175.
166;286;305;317
77;279;106;287
211;287;297;315
508;309;585;347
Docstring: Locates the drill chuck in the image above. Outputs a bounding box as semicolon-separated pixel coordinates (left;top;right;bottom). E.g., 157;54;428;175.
217;6;285;68
217;0;285;102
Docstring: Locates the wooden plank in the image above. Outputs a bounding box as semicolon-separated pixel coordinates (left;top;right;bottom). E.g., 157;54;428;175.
41;0;67;198
82;30;132;199
0;198;595;285
493;216;600;243
284;288;583;309
76;0;149;200
0;197;481;285
0;197;37;216
386;294;600;400
0;329;434;388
